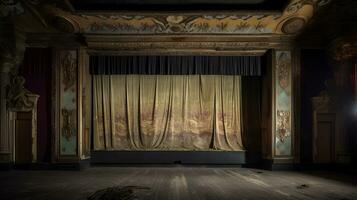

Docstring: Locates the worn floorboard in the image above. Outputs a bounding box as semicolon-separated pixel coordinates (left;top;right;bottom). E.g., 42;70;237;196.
0;167;357;200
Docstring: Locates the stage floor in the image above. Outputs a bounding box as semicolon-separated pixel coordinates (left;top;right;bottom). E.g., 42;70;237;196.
91;150;246;165
1;167;357;200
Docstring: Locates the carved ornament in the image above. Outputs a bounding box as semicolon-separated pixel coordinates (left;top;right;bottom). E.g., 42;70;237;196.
276;110;291;143
281;17;306;34
6;75;37;111
286;0;330;14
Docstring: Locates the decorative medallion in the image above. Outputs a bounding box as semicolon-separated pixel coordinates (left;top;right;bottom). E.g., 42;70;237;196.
281;17;306;34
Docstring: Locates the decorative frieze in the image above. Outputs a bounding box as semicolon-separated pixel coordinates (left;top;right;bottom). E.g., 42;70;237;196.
78;14;276;34
41;0;331;36
276;110;291;143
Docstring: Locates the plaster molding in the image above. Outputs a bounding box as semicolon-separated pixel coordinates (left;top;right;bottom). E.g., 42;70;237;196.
82;34;294;51
37;0;330;36
6;75;38;111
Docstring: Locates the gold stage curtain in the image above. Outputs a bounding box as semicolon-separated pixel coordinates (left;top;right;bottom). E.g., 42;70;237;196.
93;75;244;151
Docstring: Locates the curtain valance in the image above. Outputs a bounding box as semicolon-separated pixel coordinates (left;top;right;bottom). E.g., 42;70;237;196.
90;56;261;75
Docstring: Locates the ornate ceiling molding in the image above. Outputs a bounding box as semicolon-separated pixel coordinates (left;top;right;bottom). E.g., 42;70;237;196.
83;34;294;51
38;0;330;35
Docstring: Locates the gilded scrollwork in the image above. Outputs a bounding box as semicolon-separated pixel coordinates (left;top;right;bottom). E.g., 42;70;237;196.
276;110;291;143
285;0;330;14
81;14;275;34
6;75;34;110
286;0;313;14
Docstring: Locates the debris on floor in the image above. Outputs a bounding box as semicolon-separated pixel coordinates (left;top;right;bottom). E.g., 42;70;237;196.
296;184;309;189
87;186;151;200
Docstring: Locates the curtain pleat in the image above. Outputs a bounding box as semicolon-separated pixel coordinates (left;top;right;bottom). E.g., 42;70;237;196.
94;75;244;151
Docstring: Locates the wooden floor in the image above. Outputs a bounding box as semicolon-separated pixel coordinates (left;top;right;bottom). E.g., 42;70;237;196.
0;167;357;200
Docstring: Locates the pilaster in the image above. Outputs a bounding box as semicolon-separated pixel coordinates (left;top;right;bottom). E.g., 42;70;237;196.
52;47;87;165
262;48;298;169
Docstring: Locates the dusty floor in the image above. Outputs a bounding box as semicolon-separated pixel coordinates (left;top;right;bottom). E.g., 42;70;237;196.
0;167;357;200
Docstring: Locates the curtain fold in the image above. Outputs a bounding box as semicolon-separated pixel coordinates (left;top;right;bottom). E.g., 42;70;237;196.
93;75;244;151
90;56;261;76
